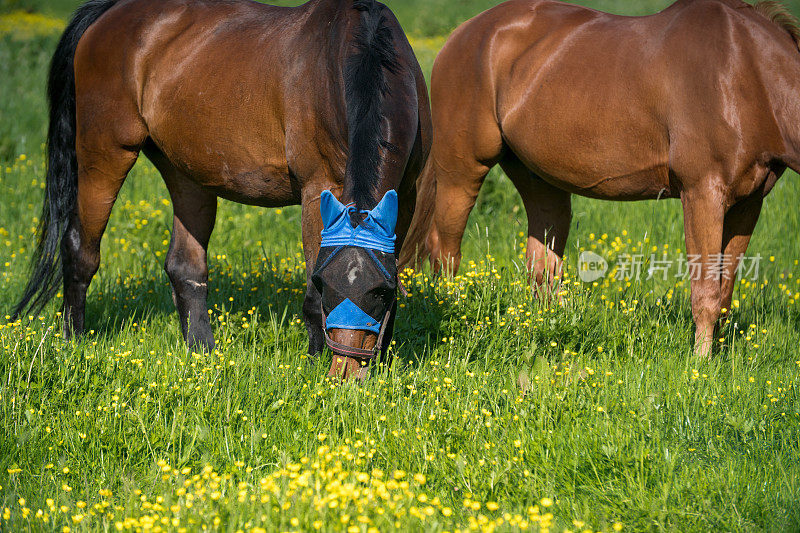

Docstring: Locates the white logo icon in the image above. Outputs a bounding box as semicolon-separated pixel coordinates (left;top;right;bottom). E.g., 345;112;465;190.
578;251;608;282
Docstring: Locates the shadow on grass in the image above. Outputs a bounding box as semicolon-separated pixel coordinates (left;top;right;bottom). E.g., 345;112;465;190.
78;254;448;366
81;254;307;341
16;249;796;374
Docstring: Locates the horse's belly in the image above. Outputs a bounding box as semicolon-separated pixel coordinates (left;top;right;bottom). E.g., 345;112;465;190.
535;164;672;200
205;166;297;207
503;103;672;200
147;129;296;207
506;132;672;200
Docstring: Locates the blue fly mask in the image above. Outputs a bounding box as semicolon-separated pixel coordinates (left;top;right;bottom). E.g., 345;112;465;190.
312;190;399;360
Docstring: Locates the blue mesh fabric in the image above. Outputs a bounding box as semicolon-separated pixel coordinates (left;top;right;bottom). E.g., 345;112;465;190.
320;190;397;254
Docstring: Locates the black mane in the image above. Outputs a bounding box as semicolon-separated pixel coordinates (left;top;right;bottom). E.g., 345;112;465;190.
343;0;400;210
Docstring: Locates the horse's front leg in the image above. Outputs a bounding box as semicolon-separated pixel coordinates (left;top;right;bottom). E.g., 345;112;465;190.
301;280;324;358
300;189;327;358
681;184;726;358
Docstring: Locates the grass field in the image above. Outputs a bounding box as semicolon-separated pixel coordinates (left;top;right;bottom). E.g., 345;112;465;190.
1;0;800;531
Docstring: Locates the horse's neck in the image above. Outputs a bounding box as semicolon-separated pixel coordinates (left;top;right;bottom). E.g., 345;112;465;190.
304;0;353;13
300;0;358;34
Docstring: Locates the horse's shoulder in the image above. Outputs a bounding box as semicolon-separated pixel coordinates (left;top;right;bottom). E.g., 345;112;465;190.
446;0;598;47
483;0;601;22
661;0;799;48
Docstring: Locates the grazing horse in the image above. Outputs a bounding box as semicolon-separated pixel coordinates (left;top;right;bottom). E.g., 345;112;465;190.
402;0;800;357
13;0;431;380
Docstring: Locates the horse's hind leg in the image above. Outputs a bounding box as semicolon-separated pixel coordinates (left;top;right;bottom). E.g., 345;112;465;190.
500;154;571;290
681;184;726;358
146;149;217;352
719;192;763;321
63;143;140;337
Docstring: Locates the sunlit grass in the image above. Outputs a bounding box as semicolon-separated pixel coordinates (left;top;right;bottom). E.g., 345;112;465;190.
2;150;799;531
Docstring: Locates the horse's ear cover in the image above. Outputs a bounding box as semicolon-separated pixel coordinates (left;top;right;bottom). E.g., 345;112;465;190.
367;190;398;237
320;190;347;229
319;190;397;254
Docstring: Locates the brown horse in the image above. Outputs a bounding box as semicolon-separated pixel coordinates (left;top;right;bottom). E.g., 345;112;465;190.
13;0;431;380
402;0;800;357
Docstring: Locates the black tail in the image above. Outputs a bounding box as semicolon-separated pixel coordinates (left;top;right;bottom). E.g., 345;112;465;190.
343;0;400;210
13;0;119;319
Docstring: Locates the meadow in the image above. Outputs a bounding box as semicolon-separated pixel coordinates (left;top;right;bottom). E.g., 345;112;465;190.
1;0;799;531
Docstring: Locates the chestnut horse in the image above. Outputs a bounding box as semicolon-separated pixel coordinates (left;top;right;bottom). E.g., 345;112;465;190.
13;0;431;380
402;0;800;357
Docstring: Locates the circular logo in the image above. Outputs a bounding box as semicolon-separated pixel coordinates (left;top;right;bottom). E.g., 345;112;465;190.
578;251;608;282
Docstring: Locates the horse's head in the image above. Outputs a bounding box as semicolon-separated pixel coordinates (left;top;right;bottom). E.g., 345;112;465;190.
312;190;398;380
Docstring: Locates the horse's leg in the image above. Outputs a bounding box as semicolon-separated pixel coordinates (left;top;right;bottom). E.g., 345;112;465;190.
153;156;217;352
500;155;571;292
719;193;763;321
426;69;503;274
300;187;328;359
681;186;726;358
430;157;492;274
63;146;139;337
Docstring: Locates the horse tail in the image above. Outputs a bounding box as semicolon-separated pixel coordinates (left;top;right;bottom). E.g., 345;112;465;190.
398;157;436;269
343;0;400;210
13;0;119;319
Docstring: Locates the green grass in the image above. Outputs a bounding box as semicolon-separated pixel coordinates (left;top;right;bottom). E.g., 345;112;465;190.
1;2;800;532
